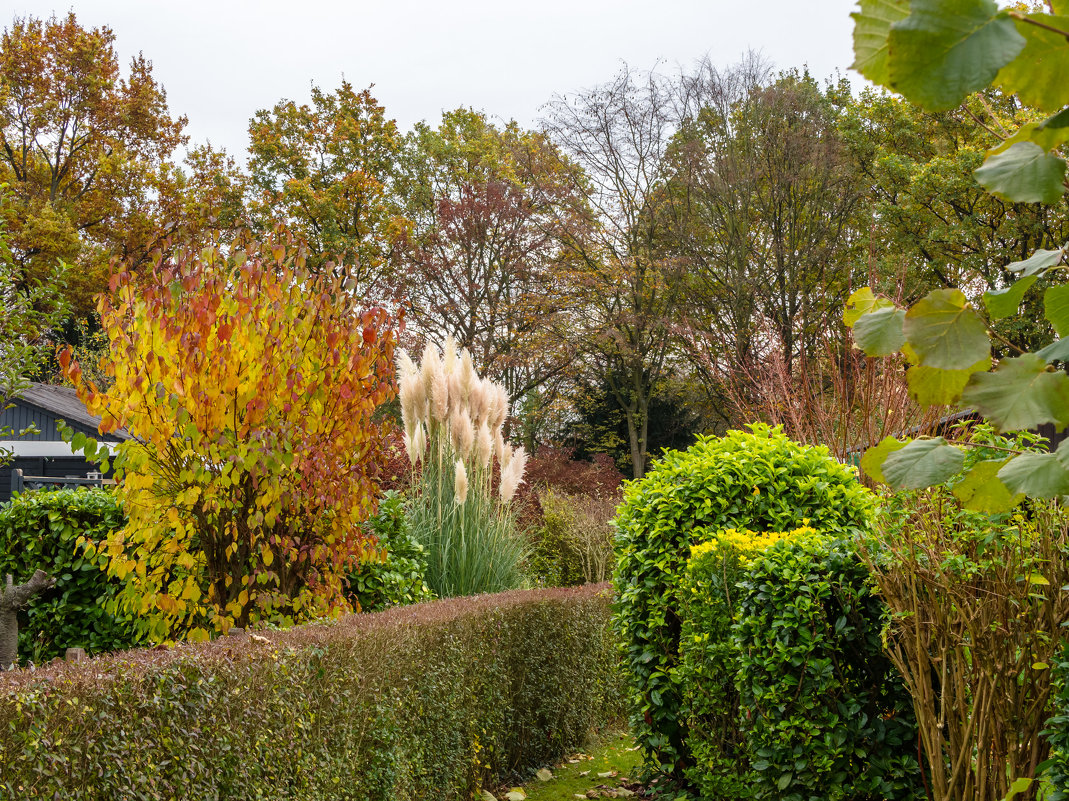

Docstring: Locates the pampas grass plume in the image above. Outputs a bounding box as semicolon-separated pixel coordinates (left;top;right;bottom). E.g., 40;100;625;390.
476;421;493;469
454;459;469;505
499;446;527;503
410;424;426;465
451;407;475;460
430;364;450;422
443;336;458;376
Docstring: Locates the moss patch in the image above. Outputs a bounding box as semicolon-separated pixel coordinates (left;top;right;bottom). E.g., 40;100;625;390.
492;730;644;800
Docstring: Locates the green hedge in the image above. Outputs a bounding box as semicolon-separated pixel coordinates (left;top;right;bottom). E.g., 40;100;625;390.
735;535;921;801
612;424;876;781
1046;645;1069;800
0;488;142;662
0;584;622;800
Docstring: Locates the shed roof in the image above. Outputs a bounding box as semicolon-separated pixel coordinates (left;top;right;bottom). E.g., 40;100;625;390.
12;383;130;441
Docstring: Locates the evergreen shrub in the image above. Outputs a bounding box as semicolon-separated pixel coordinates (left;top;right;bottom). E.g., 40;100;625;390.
612;424;875;780
346;491;434;612
677;526;811;798
735;534;921;801
0;487;142;662
0;584;622;800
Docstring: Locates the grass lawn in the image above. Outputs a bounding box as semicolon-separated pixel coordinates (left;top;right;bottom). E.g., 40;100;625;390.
487;730;644;800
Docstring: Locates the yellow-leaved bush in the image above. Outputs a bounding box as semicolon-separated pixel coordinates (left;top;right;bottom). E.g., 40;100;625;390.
678;525;824;798
60;233;397;641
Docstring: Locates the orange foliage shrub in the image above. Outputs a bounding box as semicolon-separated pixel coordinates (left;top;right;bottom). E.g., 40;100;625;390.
62;234;397;640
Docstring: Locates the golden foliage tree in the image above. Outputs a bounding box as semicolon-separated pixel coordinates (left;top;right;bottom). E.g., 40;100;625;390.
62;234;397;641
0;13;188;312
247;82;409;299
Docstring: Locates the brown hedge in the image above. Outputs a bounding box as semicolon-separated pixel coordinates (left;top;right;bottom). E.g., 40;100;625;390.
0;584;623;800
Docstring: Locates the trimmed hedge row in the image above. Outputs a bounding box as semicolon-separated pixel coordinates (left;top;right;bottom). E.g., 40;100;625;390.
0;584;622;800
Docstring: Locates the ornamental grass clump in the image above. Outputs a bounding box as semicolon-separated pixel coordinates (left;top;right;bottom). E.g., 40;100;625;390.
398;338;528;597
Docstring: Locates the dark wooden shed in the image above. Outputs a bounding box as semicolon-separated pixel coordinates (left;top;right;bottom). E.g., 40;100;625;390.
0;384;129;504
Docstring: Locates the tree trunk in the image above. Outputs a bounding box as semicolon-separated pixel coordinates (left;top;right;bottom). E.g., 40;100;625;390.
0;570;55;669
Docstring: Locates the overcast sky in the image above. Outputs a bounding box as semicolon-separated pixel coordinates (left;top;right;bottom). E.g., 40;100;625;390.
9;1;861;163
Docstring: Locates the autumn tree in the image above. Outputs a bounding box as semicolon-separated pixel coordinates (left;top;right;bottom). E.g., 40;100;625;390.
0;13;188;312
666;67;866;427
150;144;249;245
61;233;398;641
543;67;691;478
0;189;70;465
400;109;584;414
247;82;408;299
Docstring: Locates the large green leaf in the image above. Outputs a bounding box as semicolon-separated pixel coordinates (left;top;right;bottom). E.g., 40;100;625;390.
853;306;906;356
861;436;907;484
882;437;965;490
1006;247;1064;278
1046;283;1069;336
906;357;990;405
961;352;1069;431
1055;439;1069;472
887;0;1025;111
851;0;911;85
996;14;1069;112
1038;338;1069;363
998;452;1069;498
990;119;1069;156
1041;107;1069;130
902;288;991;369
952;457;1023;513
983;275;1038;320
974;142;1067;205
843;286;896;327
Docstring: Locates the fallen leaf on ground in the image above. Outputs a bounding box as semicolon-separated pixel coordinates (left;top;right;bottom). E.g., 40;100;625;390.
480;792;497;801
505;790;527;801
536;768;553;782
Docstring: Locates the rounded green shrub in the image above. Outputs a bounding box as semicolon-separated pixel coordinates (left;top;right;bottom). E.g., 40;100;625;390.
735;534;922;801
612;424;875;782
0;488;143;662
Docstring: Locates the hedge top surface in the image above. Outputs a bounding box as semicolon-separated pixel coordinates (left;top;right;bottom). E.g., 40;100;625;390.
615;425;873;548
0;582;611;694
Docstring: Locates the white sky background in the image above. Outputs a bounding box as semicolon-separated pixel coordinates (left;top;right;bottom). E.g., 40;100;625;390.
9;0;861;164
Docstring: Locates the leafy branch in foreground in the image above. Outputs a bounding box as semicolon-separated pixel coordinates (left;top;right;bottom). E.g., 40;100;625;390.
845;255;1069;509
847;0;1069;510
852;0;1069;206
